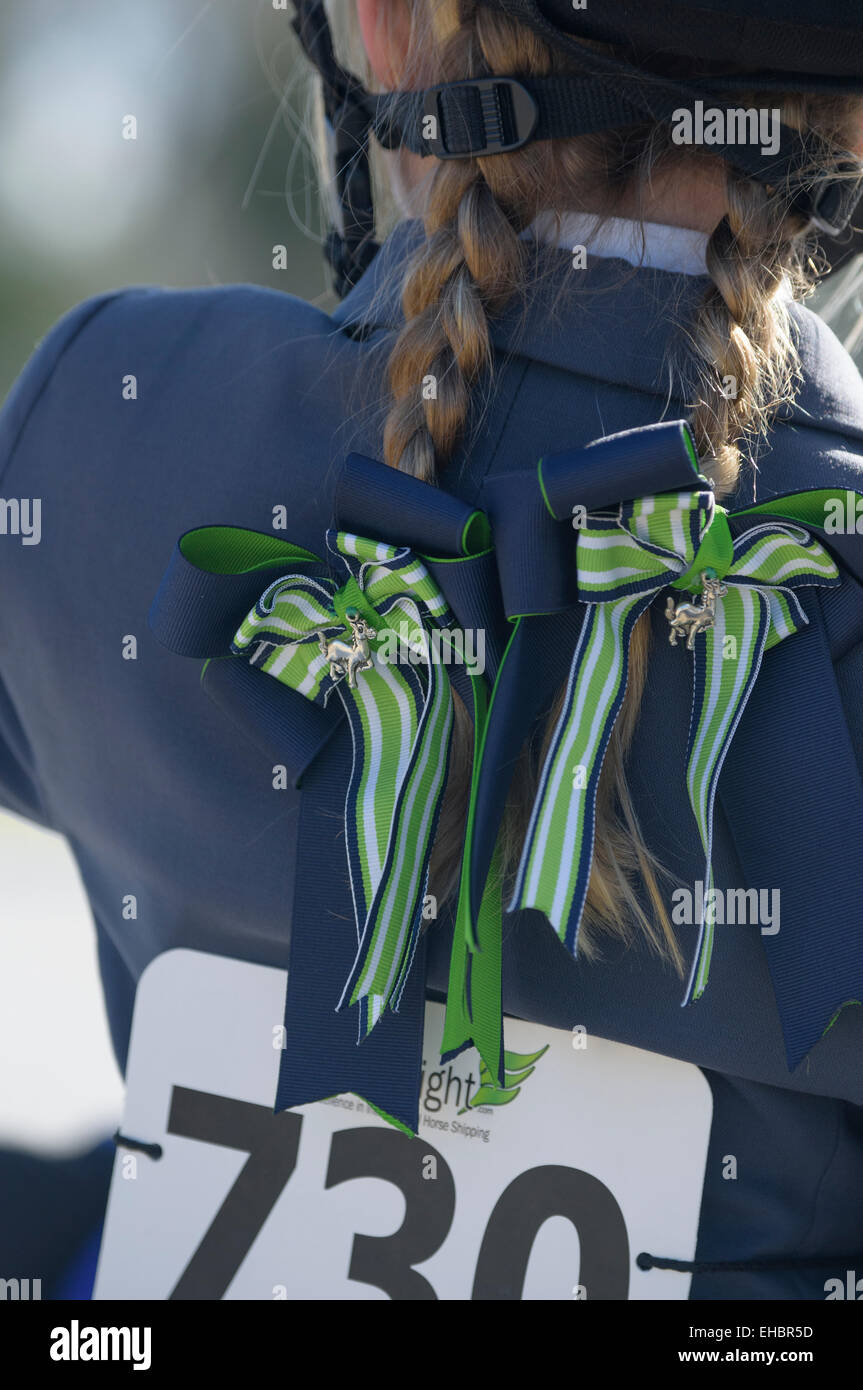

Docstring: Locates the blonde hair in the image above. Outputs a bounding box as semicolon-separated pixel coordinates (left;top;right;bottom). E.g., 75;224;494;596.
320;0;863;965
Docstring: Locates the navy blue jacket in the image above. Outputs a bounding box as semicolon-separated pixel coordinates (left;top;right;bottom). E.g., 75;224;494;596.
2;222;863;1299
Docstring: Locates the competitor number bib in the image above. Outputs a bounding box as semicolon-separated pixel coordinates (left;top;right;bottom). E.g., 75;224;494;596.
94;949;712;1300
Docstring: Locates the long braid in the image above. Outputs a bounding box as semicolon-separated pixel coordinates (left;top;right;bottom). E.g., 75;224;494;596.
382;13;530;479
690;183;803;500
381;3;546;896
357;2;863;957
687;92;861;500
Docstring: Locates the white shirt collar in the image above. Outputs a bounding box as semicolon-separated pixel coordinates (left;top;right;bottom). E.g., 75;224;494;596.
526;211;710;277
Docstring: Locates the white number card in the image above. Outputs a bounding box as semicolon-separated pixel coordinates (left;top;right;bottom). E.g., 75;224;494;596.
94;949;712;1300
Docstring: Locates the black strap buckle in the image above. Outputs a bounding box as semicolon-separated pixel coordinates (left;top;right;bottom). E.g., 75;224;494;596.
421;77;538;159
796;165;863;236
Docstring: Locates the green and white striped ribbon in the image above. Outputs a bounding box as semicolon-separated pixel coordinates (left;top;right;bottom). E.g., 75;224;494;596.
232;529;455;1039
512;488;841;1003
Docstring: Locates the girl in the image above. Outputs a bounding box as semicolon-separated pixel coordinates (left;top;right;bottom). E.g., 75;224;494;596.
2;0;863;1299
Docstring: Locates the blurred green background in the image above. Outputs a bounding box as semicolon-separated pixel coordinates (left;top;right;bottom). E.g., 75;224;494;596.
0;0;341;1151
2;0;863;399
0;0;333;402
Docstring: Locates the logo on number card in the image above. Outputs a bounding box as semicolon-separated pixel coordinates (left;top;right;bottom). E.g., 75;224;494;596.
419;1045;549;1142
460;1047;550;1112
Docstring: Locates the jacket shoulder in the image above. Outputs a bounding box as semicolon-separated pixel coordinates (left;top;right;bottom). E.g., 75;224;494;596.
743;300;863;505
0;290;126;478
69;281;337;359
0;284;343;484
787;298;863;441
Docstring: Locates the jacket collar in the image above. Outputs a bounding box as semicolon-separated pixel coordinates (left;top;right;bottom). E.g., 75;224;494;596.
333;219;863;447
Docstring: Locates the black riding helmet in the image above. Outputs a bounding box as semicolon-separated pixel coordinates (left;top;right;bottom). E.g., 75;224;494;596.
521;0;863;78
289;0;863;294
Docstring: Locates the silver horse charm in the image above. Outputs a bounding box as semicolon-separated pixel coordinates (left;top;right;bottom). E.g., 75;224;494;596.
665;571;728;650
319;607;376;687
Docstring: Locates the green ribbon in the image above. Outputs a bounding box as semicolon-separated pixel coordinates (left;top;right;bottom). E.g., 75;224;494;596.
512;485;842;1002
180;523;508;1095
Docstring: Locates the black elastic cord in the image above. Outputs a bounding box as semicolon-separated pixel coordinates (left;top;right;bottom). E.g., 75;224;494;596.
290;0;382;295
638;1251;863;1274
112;1130;163;1161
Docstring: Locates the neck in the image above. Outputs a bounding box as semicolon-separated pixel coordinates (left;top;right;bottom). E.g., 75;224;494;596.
391;149;730;236
594;158;729;234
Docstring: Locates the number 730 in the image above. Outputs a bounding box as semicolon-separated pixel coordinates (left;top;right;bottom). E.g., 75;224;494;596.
166;1086;629;1300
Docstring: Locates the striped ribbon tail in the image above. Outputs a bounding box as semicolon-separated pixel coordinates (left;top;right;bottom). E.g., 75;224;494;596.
509;485;843;1006
509;506;683;949
323;548;501;1075
683;584;771;1002
683;521;843;1001
510;591;655;951
233;528;459;1042
337;600;453;1036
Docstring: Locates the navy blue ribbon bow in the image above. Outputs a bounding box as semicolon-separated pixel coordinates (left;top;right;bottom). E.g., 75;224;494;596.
151;424;863;1132
150;453;505;1133
472;420;863;1072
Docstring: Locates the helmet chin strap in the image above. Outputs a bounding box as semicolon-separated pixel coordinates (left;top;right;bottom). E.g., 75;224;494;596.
289;0;863;298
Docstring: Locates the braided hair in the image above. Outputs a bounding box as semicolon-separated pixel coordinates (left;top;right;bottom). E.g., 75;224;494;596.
325;0;863;962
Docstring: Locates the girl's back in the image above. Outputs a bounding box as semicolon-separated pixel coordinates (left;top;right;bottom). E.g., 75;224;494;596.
3;0;863;1301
